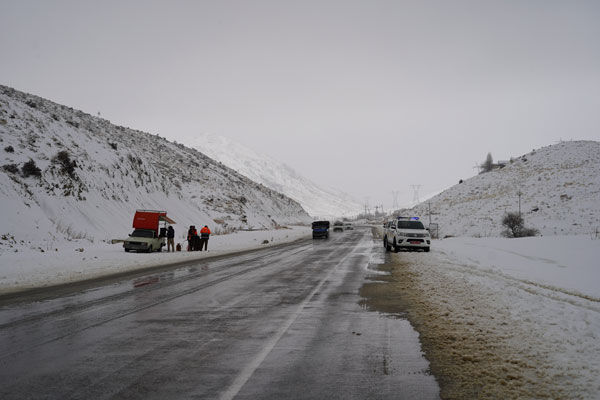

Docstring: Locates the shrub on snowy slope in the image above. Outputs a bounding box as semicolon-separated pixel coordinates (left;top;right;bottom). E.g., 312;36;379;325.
21;159;42;178
0;85;310;247
52;150;77;178
501;212;539;238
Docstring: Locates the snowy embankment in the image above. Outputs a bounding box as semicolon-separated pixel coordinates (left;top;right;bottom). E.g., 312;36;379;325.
419;236;600;398
0;85;311;252
0;226;310;295
406;140;600;238
436;235;600;300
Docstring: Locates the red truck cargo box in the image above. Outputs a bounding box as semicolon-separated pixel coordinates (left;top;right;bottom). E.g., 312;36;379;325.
132;210;166;232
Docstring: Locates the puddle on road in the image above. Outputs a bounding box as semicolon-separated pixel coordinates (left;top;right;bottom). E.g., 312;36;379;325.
359;258;461;398
359;261;411;320
354;257;439;398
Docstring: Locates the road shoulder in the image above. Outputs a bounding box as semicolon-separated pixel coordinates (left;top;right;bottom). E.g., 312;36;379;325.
360;249;597;399
0;226;310;300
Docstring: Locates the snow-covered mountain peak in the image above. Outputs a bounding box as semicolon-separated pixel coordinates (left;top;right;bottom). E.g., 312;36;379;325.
188;133;363;218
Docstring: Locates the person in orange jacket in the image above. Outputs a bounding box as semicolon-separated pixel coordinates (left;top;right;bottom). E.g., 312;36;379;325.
199;225;211;251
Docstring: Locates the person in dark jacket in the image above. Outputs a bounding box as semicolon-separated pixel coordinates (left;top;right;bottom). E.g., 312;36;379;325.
187;225;198;251
199;225;211;251
167;226;175;252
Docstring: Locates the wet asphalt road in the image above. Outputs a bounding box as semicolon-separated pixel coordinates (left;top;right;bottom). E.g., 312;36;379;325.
0;228;439;399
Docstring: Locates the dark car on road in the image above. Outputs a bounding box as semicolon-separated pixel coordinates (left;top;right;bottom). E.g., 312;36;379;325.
312;220;330;239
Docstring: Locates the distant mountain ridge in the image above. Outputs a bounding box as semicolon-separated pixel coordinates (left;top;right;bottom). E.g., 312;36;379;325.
404;141;600;237
189;134;363;218
0;85;310;247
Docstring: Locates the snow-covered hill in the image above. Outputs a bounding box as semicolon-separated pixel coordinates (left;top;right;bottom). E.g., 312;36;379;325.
404;141;600;237
0;85;311;249
189;134;363;218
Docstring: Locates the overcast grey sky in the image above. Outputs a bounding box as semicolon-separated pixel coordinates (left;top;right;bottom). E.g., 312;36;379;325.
2;0;599;209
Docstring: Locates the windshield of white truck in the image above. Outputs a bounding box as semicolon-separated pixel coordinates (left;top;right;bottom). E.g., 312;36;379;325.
397;221;425;229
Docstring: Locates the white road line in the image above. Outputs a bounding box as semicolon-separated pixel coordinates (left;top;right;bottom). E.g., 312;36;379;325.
219;244;359;400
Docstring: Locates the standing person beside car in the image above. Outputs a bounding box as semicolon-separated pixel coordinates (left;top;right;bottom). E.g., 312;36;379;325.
167;225;175;252
199;225;211;251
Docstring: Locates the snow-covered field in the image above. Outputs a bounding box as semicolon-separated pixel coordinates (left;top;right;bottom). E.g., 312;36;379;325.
0;226;310;295
421;235;600;398
436;235;600;300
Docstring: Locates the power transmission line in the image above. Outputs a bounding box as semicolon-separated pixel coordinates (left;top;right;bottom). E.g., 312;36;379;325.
391;191;400;210
410;185;422;204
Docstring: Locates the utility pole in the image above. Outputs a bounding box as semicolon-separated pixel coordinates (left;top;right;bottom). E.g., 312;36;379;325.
427;201;439;225
428;202;432;225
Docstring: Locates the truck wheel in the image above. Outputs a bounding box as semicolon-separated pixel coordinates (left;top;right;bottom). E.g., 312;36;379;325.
147;246;153;253
424;247;430;252
384;236;391;251
393;239;399;253
157;246;162;252
124;248;130;252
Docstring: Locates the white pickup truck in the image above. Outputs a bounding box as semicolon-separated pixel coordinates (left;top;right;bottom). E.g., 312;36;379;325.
383;217;431;252
123;228;165;253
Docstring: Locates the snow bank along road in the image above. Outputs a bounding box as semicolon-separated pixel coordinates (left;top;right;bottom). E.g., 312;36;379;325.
0;228;439;399
366;230;600;399
0;226;311;295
